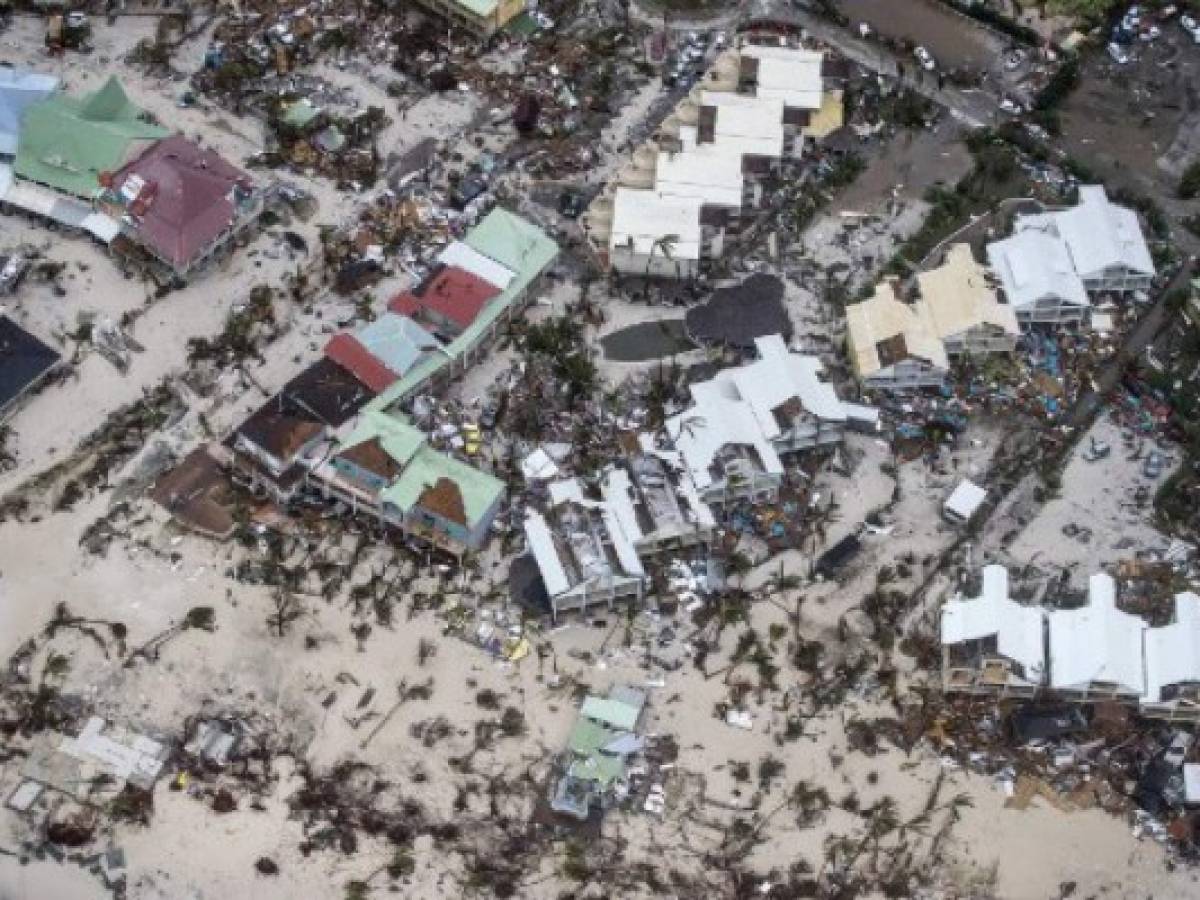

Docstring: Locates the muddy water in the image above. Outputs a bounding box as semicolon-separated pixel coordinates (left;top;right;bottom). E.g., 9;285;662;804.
835;0;1001;70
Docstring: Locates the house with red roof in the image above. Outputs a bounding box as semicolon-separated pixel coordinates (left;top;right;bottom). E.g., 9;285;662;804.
103;135;260;279
388;264;502;341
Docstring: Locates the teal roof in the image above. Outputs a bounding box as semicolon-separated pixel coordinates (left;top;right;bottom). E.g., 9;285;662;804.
281;98;322;129
365;208;557;411
580;695;641;732
381;443;503;528
567;750;626;788
356;313;446;379
341;409;425;468
14;77;167;199
464;207;559;278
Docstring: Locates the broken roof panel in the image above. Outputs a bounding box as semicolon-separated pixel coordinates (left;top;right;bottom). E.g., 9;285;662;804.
917;244;1019;340
382;444;503;528
525;509;572;598
390;264;502;331
324;314;446;393
845;281;948;379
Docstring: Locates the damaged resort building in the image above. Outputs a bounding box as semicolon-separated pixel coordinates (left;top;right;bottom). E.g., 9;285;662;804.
230;206;558;556
525;334;865;620
583;38;844;278
941;565;1200;722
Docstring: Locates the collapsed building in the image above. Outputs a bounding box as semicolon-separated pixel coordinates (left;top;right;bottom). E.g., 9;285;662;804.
583;38;844;278
941;565;1200;721
665;334;863;505
551;685;647;821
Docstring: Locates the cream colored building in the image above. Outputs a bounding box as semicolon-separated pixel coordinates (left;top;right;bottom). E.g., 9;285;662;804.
917;244;1020;356
845;282;949;392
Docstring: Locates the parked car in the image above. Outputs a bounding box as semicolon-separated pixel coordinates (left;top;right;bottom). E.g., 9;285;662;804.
1082;437;1111;462
914;45;936;71
1107;42;1131;64
1143;450;1166;479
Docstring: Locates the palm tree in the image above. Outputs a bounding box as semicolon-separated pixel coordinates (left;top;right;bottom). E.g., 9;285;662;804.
643;233;679;297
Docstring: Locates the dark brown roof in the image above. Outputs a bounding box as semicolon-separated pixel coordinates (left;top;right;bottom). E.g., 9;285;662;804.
237;407;323;460
417;477;467;526
337;437;401;480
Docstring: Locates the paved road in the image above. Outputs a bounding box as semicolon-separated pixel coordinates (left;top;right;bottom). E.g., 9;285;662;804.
789;9;998;129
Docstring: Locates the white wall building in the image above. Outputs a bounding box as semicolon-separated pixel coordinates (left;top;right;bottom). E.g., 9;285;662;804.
986;229;1091;325
1047;573;1146;701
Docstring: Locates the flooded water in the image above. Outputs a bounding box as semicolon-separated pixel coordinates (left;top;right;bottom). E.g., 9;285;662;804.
600;319;694;362
835;0;1001;70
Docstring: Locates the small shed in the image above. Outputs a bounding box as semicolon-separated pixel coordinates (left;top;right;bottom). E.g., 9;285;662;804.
943;479;987;526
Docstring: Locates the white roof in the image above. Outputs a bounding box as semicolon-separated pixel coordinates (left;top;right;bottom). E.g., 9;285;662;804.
437;240;515;290
599;468;647;578
0;163;119;242
654;147;744;208
716;334;848;441
740;45;825;110
699;91;785;158
1047;573;1145;695
609;188;703;260
1143;592;1200;703
986;229;1089;312
944;479;988;520
520;447;560;482
666;387;783;493
1017;186;1154;280
940;566;1047;680
523;509;571;598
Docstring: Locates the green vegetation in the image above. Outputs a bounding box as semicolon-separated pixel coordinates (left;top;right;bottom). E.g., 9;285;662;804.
1178;161;1200;200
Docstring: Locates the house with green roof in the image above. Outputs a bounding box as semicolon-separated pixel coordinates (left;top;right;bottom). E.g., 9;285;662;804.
551;685;647;821
14;76;167;200
311;409;503;553
410;0;525;38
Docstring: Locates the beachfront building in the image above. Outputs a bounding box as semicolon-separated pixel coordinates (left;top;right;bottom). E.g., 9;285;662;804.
524;478;648;621
14;77;166;200
845;281;949;392
311;410;504;553
409;0;524;38
1014;185;1154;294
620;445;717;557
366;207;557;407
986;229;1091;326
551;686;647;821
101;135;262;279
941;565;1046;697
1047;573;1146;702
1141;592;1200;722
917;244;1020;356
325;313;449;394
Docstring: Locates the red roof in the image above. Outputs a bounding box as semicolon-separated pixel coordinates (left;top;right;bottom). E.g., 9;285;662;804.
324;333;398;393
388;266;500;331
112;135;254;273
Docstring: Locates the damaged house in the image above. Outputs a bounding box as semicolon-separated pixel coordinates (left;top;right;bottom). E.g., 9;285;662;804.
1047;573;1146;703
409;0;525;39
101;135;262;280
664;334;859;505
986;228;1092;326
845;281;949;392
941;565;1046;697
310;409;504;554
524;478;648;622
1141;592;1200;722
551;685;647;821
916;244;1020;355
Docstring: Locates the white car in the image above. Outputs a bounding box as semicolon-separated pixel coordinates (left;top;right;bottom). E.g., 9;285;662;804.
914;45;936;71
858;21;872;39
999;98;1022;115
1107;42;1131;64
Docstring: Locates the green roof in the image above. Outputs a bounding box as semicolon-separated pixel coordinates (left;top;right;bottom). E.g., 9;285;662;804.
341;409;424;467
580;696;641;732
14;76;167;199
365;208;558;412
452;0;499;18
565;718;628;788
282;98;322;129
381;443;503;527
464;207;559;279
